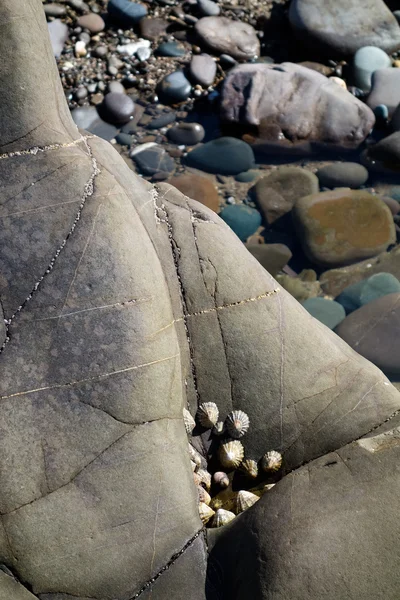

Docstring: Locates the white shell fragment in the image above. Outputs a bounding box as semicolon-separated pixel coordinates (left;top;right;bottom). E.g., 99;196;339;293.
218;440;244;469
261;450;283;472
211;508;236;528
213;471;230;488
240;458;258;479
225;410;250;439
188;443;202;468
196;402;219;428
198;486;211;505
199;502;215;524
212;420;225;436
236;490;259;514
183;408;196;435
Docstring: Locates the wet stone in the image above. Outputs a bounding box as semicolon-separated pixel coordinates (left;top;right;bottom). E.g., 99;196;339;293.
147;112;177;129
108;81;126;95
132;144;176;176
197;0;220;16
167;123;205;145
101;93;135;125
156;42;186;57
185;137;255;175
108;0;148;25
115;132;133;147
157;71;192;104
219;204;262;242
190;54;217;87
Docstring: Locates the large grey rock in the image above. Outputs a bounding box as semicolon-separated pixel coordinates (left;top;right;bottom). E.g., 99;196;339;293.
289;0;400;56
221;63;375;147
1;1;400;599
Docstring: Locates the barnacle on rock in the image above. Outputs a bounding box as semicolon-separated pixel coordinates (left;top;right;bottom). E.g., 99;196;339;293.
261;450;282;472
196;402;219;428
183;408;196;435
240;458;258;479
225;410;250;439
213;471;230;489
211;508;236;528
236;490;259;514
199;502;215;524
218;440;244;469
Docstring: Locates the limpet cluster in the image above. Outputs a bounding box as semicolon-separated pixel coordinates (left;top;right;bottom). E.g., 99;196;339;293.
183;402;283;528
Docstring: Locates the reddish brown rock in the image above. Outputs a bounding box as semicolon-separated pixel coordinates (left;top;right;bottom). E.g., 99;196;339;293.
292;189;396;267
167;173;220;212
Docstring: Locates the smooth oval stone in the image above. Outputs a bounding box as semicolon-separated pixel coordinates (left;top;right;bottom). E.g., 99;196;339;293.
44;4;67;17
302;297;346;329
167;123;205;145
101;92;135;124
156;41;186;57
336;273;400;313
108;0;147;25
235;170;259;182
77;13;105;33
219;204;262;242
168;173;219;212
197;0;220;16
71;106;118;141
367;131;400;166
185;137;255;175
190;54;217;87
48;19;69;58
195;17;260;61
115;132;133;147
147;112;176;129
132;144;175;176
108;81;126;95
157;71;192;104
139;16;169;40
335;293;400;374
292;189;396;267
316;163;369;189
367;68;400;116
353;46;391;92
245;243;292;276
374;103;389;121
381;196;400;215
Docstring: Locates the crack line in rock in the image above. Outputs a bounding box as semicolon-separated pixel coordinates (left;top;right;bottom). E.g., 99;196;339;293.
0;138;100;355
33;297;151;322
0;135;93;161
129;528;204;599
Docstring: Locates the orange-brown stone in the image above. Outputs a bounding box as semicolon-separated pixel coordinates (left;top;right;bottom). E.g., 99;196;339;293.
167;173;220;212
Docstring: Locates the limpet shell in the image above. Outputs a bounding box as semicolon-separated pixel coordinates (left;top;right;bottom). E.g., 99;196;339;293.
199;502;215;524
197;468;212;491
210;489;238;512
261;450;282;472
188;443;202;468
183;408;196;434
240;458;258;479
236;490;259;514
212;421;225;436
198;486;211;505
196;402;219;428
213;471;230;489
211;508;236;528
225;410;249;439
218;440;244;469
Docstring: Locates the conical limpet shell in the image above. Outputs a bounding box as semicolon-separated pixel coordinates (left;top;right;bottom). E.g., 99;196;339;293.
190;460;197;472
249;483;276;498
236;490;259;514
183;408;196;435
211;508;236;528
197;468;212;491
213;471;230;489
196;402;219;428
212;421;225;436
188;443;202;468
218;440;244;469
240;458;258;479
199;502;215;524
198;486;211;505
210;489;238;512
261;450;282;473
225;410;249;439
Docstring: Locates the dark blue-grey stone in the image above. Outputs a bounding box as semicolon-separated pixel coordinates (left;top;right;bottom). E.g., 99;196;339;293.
71;106;118;141
374;104;389;122
101;92;135;124
157;71;192;104
353;46;391;92
302;297;346;329
219;204;262;242
147;112;176;129
185;137;255;175
235;170;259;182
167;123;205;145
156;42;186;57
108;0;147;25
197;0;220;16
316;163;369;189
336;273;400;314
115;132;133;147
132;145;175;176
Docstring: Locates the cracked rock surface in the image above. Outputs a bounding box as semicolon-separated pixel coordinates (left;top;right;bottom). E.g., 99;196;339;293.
1;1;400;598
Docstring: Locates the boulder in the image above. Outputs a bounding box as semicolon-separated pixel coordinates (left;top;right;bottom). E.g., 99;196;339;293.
221;63;375;147
289;0;400;55
292;189;396;267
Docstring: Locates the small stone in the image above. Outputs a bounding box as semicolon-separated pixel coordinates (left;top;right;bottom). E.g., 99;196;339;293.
117;40;151;56
77;13;105;33
71;106;118;141
190;54;217;87
195;17;260;61
301;297;346;329
101;92;135;124
108;81;126;95
367;131;400;166
157;71;192;104
235;170;259;183
167;123;205;145
44;4;66;17
219;205;262;242
93;45;108;58
276;273;321;302
148;112;177;129
108;0;147;25
374;104;389;122
136;47;152;61
245;243;292;276
48;19;69;58
335;273;400;314
316;163;369;189
115;132;133;147
75;86;88;100
352;46;391;92
185;137;255;175
75;40;87;57
139;17;169;40
168;173;220;212
132;144;175;176
367;68;400;116
197;0;220;16
156;42;186;57
219;54;238;68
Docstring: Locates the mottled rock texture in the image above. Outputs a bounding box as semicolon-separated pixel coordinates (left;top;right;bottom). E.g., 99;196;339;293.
1;2;400;599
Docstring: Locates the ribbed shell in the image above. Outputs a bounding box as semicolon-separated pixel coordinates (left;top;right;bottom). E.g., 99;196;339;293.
240;458;258;479
197;468;212;491
193;472;201;487
236;490;259;514
212;421;225;436
196;402;219;428
225;410;250;439
188;443;202;468
211;509;236;528
198;486;211;505
183;408;196;434
218;440;244;469
261;450;283;472
199;502;215;524
213;471;230;489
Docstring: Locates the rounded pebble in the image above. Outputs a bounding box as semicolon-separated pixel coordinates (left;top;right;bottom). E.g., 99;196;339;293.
219;204;262;242
301;297;346;329
157;71;192;103
101;92;135;124
167;123;205;145
316;163;369;189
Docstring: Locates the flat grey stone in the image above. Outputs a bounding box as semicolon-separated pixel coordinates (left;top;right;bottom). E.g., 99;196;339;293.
353;47;392;92
316;162;369;189
195;17;260;60
367;68;400;116
190;54;217;87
